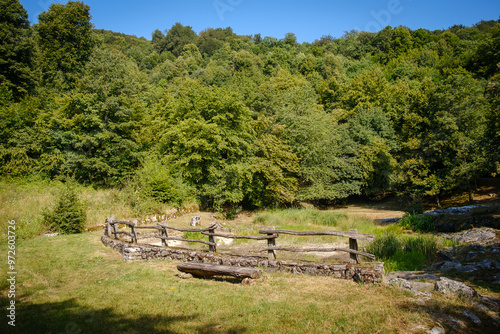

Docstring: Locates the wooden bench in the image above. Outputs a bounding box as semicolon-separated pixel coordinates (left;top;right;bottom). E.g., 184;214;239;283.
177;262;262;279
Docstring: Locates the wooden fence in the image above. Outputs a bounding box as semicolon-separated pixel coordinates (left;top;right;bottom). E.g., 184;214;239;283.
104;217;375;263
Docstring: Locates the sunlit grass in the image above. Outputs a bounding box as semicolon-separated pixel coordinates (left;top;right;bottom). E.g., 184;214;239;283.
252;208;442;271
0;177;178;242
0;231;478;334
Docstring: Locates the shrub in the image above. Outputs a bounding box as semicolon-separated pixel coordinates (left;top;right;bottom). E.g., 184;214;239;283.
134;158;196;208
43;181;86;234
398;213;435;232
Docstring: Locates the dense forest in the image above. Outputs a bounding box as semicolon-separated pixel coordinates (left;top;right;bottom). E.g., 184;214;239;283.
1;0;499;212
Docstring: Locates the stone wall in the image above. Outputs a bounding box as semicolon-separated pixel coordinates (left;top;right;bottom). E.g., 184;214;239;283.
101;235;384;283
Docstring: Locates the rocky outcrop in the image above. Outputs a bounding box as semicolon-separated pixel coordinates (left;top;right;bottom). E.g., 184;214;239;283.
434;277;477;298
455;228;497;244
386;271;478;298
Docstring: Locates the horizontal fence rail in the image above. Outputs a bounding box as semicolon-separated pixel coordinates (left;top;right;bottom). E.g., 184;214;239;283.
104;216;375;263
258;229;375;242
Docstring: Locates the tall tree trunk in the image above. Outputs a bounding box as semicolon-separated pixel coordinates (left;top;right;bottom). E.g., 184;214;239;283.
468;180;473;202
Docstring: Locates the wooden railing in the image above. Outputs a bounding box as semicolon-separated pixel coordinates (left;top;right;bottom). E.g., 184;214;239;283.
104;217;375;263
258;228;375;262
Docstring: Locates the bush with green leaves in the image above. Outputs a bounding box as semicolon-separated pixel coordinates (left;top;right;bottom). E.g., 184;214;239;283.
43;182;86;234
398;213;435;232
134;158;195;208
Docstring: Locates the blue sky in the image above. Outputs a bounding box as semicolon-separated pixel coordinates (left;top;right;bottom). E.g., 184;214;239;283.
20;0;500;43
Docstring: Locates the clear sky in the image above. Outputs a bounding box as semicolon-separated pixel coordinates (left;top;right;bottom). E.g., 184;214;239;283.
20;0;500;43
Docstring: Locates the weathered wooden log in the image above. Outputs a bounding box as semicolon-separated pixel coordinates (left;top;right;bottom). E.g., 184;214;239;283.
201;232;278;240
259;246;376;260
157;223;213;233
155;236;216;247
112;230;133;237
110;220;136;227
258;229;375;242
177;263;262;279
135;226;162;230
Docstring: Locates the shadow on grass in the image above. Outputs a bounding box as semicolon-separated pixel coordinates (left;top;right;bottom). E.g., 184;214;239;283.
397;296;499;334
0;296;247;334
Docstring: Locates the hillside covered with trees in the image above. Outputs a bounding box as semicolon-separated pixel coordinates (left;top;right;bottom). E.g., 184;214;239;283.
1;0;499;212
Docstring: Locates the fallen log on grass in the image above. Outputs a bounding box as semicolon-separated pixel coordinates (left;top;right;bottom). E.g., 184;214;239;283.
177;262;262;279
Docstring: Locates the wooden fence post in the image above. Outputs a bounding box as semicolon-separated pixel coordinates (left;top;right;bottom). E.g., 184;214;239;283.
112;223;119;240
349;229;359;263
161;224;168;246
131;222;138;243
208;223;216;252
105;222;110;238
267;227;276;260
105;215;114;238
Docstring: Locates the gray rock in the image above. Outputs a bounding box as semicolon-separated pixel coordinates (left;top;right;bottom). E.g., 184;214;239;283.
474;303;491;313
427;205;479;216
428;326;445;334
41;233;59;237
411;325;444;334
387;277;435;294
387;277;412;289
178;273;193;279
456;264;477;273
445;317;466;331
458;228;496;244
434;277;477;298
387;271;439;281
475;259;500;269
462;310;481;325
465;251;479;260
439;261;462;270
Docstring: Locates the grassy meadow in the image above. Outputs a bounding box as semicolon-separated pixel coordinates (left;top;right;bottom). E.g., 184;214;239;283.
1;178;499;333
1;231;494;334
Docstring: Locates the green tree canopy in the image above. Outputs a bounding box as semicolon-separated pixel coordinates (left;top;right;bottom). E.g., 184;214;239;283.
47;48;144;185
0;0;35;99
162;22;197;57
36;0;96;88
156;80;254;209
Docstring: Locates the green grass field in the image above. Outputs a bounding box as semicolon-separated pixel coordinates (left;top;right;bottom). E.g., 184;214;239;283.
1;179;499;333
2;231;491;334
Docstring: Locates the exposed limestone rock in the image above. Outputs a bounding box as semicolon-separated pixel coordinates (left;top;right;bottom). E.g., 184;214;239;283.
462;310;481;325
387;277;434;295
456;228;497;244
434;277;477;298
